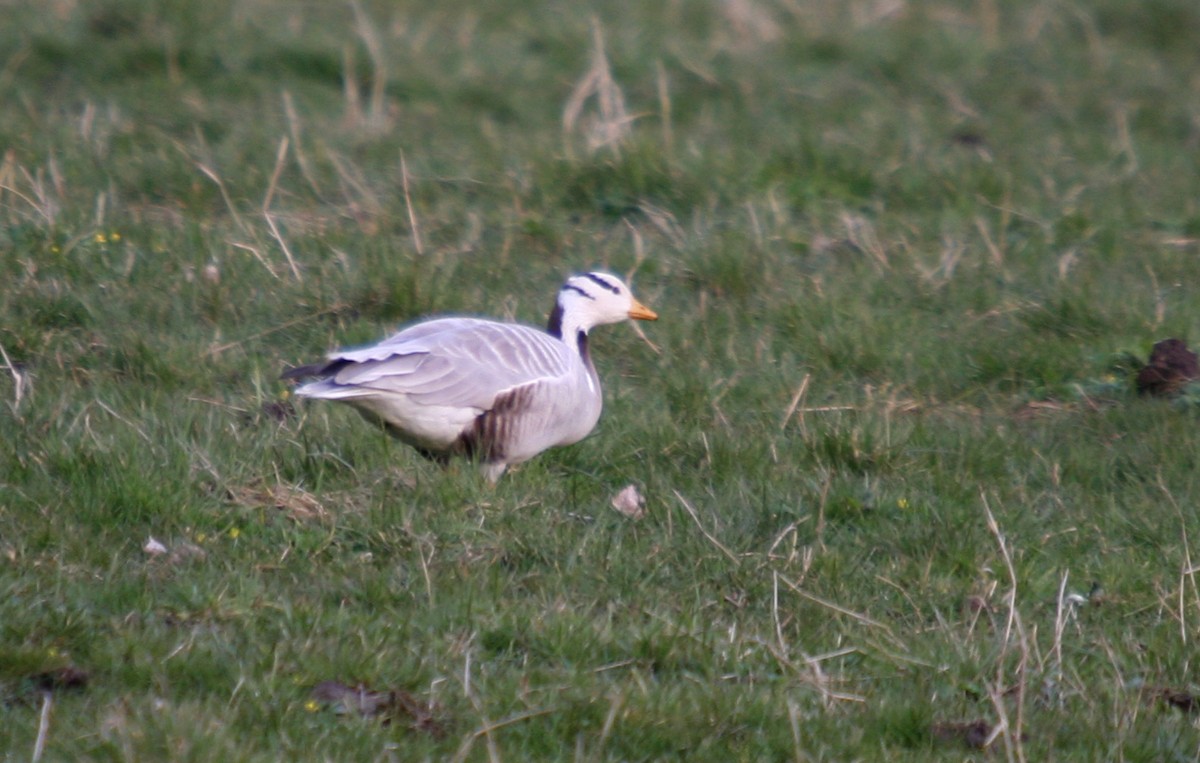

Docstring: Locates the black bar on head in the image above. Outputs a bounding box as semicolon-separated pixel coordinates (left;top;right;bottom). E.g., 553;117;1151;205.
582;273;620;294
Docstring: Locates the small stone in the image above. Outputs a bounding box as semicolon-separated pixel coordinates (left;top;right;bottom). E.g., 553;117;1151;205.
611;484;646;520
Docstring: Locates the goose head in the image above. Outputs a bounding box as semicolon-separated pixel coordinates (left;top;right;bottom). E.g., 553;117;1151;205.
547;271;658;341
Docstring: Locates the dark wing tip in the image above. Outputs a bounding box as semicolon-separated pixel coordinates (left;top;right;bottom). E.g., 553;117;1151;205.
281;358;356;381
280;362;327;381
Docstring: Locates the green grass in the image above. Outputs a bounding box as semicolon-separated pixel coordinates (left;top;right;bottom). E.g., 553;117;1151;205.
3;0;1200;759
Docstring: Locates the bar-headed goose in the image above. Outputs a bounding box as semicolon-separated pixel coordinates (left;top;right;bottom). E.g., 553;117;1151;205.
283;271;657;482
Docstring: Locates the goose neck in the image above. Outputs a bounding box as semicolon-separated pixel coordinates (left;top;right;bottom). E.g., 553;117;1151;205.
547;304;591;345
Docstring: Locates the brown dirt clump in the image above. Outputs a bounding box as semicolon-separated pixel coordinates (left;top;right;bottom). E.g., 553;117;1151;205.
1135;338;1199;397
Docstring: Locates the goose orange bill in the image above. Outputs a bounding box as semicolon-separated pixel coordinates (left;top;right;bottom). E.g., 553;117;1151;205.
628;300;658;321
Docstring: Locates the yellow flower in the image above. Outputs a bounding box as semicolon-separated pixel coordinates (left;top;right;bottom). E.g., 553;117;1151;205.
897;498;910;510
229;527;241;539
110;232;122;242
304;699;320;713
195;532;207;543
50;245;60;254
94;233;107;244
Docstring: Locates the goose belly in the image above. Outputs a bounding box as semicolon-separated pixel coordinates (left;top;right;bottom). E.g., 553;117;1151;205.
301;381;478;452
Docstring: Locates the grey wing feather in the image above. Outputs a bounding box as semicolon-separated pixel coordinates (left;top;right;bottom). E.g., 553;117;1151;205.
311;318;573;410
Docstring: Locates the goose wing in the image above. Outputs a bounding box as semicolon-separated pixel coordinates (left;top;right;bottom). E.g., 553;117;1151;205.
312;318;577;410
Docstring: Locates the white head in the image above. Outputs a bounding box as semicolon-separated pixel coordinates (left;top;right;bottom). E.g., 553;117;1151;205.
547;271;658;340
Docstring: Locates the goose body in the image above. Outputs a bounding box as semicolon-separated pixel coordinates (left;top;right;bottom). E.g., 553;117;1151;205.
284;272;657;482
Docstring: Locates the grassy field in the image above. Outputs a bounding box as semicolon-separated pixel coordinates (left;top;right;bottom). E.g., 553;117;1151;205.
3;0;1200;759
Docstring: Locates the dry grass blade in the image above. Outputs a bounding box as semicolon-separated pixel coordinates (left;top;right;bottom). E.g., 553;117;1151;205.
980;492;1028;763
915;237;964;286
655;59;673;156
673;490;740;564
400;150;425;256
449;708;555;763
1158;475;1200;642
720;0;782;45
624;222;662;354
636;201;686;248
349;0;389;130
204;303;348;358
32;692;51;763
327;149;384;226
772;570;786;654
596;690;624;752
840;212;889;270
750;632;865;705
976;216;1005;266
25;163;61;225
264;211;301;283
94;399;152;443
195;161;248;235
0;341;29;412
259;136;303;282
778;374;811;432
261;136;288;214
562;17;633;155
787;699;803;758
777;574;899;643
341;44;362;127
281;90;322;198
981;492;1017;646
228;241;281;280
0;152;58;225
628;313;661;355
1051;569;1077;687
